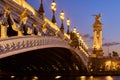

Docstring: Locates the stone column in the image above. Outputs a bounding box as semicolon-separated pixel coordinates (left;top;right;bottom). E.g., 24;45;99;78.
92;14;104;57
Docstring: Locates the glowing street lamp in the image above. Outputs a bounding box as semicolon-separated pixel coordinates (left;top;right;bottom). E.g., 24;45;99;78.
66;18;70;35
60;10;65;21
60;10;65;33
73;27;77;33
51;0;56;24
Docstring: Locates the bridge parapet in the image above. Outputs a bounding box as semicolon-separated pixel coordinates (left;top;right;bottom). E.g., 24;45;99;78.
0;36;69;59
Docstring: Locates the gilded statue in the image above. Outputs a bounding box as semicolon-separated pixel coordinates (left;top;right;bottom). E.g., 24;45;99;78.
95;13;101;22
0;7;10;38
19;8;28;25
8;8;28;36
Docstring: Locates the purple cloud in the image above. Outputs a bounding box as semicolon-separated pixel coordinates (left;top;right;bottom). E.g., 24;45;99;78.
82;33;106;41
81;34;93;40
81;33;105;44
82;34;90;38
90;36;93;40
103;42;120;47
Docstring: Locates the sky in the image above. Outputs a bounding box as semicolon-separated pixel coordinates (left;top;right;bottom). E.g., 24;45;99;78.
27;0;120;56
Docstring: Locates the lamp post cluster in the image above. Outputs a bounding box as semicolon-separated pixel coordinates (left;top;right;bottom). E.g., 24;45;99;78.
48;0;87;53
50;1;88;52
50;0;70;35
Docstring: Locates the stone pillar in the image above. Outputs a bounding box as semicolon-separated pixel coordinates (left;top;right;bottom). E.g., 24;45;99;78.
92;14;104;57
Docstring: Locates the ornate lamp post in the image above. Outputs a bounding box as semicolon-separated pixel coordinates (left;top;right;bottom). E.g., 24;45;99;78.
60;10;65;33
51;0;56;24
66;18;70;35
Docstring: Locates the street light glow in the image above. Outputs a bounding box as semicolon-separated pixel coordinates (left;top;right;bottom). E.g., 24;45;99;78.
60;10;65;21
55;76;61;79
73;27;77;33
66;18;70;27
51;0;56;12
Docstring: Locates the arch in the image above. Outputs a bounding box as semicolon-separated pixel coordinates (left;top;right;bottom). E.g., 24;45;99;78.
0;36;88;71
0;47;88;76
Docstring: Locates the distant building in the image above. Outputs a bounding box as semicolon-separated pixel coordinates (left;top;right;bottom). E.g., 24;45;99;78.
89;56;120;75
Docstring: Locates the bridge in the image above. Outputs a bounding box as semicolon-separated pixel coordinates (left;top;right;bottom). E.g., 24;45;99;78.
0;0;90;77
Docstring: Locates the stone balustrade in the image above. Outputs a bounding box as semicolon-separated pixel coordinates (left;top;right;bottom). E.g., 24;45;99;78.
0;36;69;58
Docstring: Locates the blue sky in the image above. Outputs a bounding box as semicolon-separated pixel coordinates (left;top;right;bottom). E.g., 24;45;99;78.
27;0;120;56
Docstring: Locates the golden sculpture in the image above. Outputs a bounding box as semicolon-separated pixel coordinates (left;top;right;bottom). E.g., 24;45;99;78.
92;13;103;57
8;8;28;36
42;22;47;33
32;23;41;36
95;13;101;21
19;8;28;25
0;7;10;38
27;27;33;35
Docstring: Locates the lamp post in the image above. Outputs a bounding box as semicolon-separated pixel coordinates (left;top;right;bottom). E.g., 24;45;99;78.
66;18;70;35
60;10;65;33
51;0;56;24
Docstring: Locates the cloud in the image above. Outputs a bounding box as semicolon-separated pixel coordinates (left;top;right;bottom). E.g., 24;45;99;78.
82;34;90;38
82;33;106;41
103;42;120;47
81;34;93;40
90;36;93;40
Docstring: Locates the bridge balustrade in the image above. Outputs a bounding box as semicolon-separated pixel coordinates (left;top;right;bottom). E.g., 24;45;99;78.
0;36;69;58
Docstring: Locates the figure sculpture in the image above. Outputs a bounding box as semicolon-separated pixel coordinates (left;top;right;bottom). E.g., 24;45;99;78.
0;7;10;38
95;14;101;21
92;13;103;57
8;8;28;36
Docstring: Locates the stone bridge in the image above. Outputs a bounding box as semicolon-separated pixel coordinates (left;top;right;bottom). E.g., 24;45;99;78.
0;0;90;76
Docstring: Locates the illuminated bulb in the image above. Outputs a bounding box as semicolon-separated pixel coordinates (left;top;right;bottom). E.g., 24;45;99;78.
60;11;65;21
66;18;70;26
55;76;61;79
73;27;77;33
11;76;15;78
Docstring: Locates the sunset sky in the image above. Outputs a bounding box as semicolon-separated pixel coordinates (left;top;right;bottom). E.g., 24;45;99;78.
27;0;120;56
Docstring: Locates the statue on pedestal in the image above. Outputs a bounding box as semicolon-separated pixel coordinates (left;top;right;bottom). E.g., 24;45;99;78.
92;13;104;57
